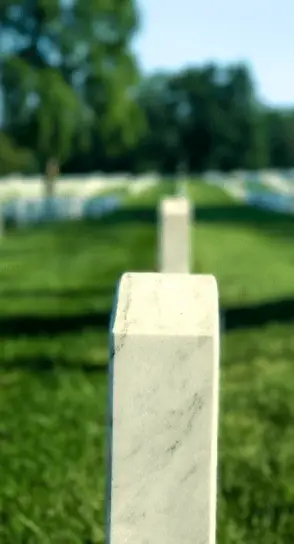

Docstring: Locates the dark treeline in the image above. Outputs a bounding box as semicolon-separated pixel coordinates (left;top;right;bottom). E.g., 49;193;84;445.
1;0;294;177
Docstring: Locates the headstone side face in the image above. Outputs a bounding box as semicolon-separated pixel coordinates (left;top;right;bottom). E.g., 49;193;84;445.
107;272;219;544
159;196;191;273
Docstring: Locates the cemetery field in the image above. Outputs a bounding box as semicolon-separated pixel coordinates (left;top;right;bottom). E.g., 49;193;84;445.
1;181;294;542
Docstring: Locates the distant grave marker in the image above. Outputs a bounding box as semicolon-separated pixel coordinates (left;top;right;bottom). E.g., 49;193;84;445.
159;196;191;273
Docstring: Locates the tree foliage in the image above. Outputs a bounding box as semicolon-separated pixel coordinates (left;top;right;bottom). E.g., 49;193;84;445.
1;2;294;175
0;0;144;171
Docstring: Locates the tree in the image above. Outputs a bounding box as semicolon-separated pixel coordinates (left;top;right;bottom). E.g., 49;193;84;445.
136;73;181;173
0;132;36;176
168;64;221;172
216;64;268;170
135;63;269;174
0;0;144;181
265;108;294;168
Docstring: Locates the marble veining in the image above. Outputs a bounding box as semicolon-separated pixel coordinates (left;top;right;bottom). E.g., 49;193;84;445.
107;273;219;544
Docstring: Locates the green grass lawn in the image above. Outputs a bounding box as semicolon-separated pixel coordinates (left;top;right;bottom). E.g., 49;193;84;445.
1;180;294;542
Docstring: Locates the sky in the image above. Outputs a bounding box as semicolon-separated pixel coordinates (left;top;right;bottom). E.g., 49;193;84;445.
134;0;294;106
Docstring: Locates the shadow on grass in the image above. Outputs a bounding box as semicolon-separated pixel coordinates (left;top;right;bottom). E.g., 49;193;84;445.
1;296;294;338
101;206;157;225
224;296;294;331
194;203;294;237
7;211;158;233
0;355;107;373
79;203;294;239
4;200;294;234
0;311;110;337
100;201;294;231
0;299;294;338
0;287;114;299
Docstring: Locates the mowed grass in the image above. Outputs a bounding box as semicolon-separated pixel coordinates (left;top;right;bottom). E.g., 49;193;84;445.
1;180;294;542
0;205;156;543
188;185;294;543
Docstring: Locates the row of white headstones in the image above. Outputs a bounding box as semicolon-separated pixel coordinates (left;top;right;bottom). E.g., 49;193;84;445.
107;195;220;543
0;177;158;227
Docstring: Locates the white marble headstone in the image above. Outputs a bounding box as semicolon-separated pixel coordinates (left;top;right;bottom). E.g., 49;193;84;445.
159;196;191;273
69;196;84;219
16;198;28;226
107;272;219;544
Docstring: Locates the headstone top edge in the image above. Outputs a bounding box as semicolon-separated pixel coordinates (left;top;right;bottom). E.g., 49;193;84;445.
112;272;218;337
160;196;190;213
